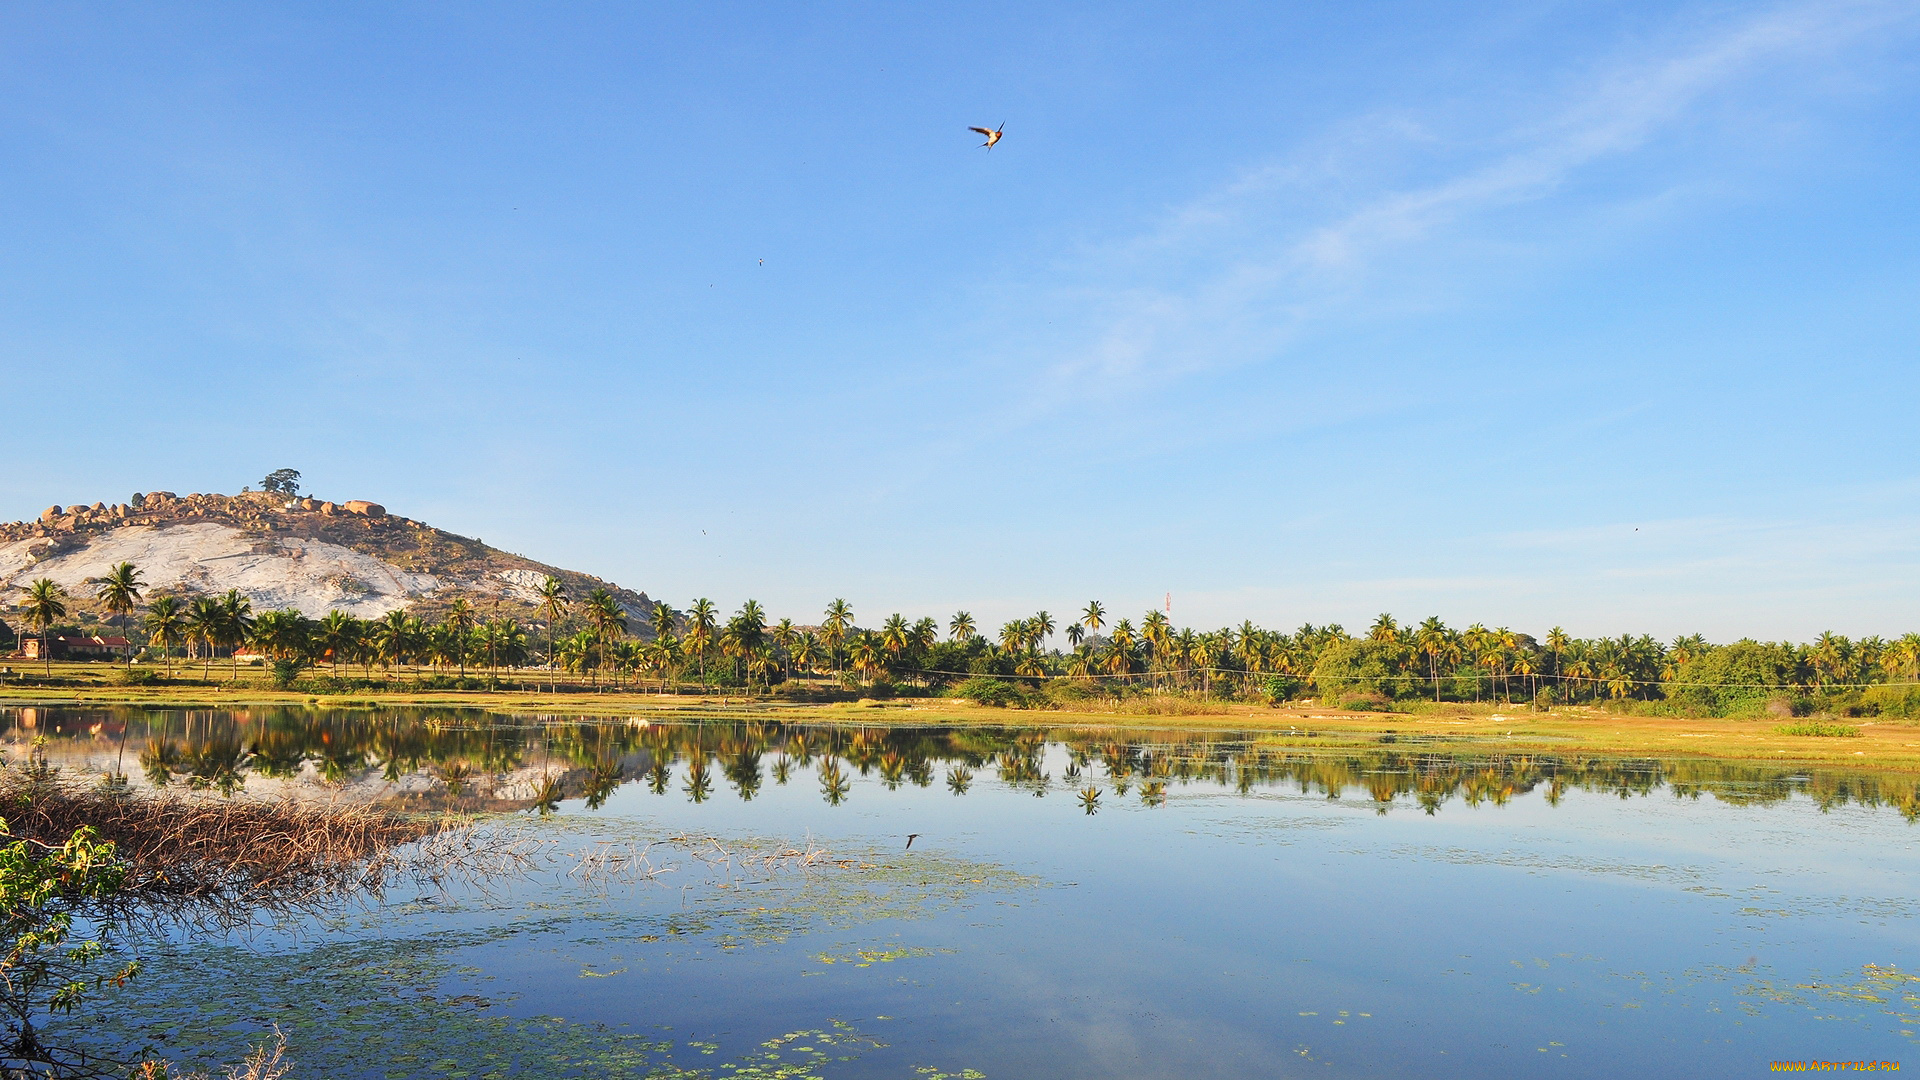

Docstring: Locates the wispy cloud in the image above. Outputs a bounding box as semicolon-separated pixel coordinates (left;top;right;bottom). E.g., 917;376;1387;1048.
1013;0;1918;405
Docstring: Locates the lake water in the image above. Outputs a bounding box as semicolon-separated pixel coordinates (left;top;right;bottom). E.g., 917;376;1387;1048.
9;705;1920;1077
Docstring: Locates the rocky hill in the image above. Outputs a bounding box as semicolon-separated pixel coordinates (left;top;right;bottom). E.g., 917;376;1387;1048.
0;490;656;626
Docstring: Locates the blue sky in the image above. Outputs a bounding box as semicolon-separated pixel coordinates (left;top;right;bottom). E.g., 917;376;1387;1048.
4;0;1920;641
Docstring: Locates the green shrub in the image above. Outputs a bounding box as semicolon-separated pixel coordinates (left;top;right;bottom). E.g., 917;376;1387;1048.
110;667;161;687
1774;721;1861;737
1339;691;1393;712
1263;674;1304;704
269;658;306;690
1668;642;1803;715
1861;683;1920;719
954;677;1029;708
1311;640;1414;701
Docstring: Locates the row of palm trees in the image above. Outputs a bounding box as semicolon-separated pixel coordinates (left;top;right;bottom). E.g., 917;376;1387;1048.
14;564;1919;703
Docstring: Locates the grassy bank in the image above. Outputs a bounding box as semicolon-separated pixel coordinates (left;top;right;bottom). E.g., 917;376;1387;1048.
6;662;1920;772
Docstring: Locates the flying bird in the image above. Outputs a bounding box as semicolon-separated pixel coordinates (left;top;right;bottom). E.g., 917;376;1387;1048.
905;833;920;850
968;123;1005;150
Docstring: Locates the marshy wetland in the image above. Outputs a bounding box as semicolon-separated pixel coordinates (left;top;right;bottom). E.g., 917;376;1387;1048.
9;704;1920;1077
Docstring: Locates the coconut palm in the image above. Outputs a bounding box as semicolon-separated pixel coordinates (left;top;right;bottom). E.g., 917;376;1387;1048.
847;632;883;686
772;617;796;680
186;595;224;678
1032;611;1055;651
144;595;184;675
790;631;820;679
219;590;255;683
445;597;476;676
650;601;679;643
88;561;144;663
584;589;626;687
373;609;422;673
537;576;569;691
949;611;975;643
1081;601;1105;636
686;598;718;685
822;599;853;673
316;610;360;671
882;614;910;659
1415;617;1454;702
20;578;67;675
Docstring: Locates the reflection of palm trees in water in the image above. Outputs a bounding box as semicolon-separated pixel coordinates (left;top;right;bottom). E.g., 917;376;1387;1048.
645;755;673;795
43;712;1920;820
723;743;762;801
818;758;851;806
184;734;250;795
529;772;563;816
683;756;714;803
140;735;182;788
1078;785;1101;815
584;758;623;809
878;751;907;791
437;761;475;795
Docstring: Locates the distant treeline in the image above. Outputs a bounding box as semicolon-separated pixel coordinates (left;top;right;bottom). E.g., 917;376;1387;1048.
12;567;1920;716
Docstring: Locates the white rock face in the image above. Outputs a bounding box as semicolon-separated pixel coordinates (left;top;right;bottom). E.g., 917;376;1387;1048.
0;523;440;617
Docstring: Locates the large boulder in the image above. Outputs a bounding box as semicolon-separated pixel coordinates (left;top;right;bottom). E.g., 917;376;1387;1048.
343;500;386;518
38;506;61;523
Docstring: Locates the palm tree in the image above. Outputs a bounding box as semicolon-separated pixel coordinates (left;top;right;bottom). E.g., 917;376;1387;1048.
650;601;679;642
538;576;569;692
949;611;975;643
1066;623;1084;649
1545;626;1571;686
20;578;67;676
822;599;853;674
790;631;820;679
1416;617;1450;702
687;598;718;685
772;618;796;680
143;595;184;675
186;595;224;679
847;632;883;686
374;609;419;673
88;561;144;663
316;610;359;671
585;589;626;687
1032;611;1055;651
1081;601;1105;637
445;597;476;676
882;614;910;660
219;590;255;683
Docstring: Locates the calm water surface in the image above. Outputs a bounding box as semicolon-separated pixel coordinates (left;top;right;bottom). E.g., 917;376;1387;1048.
10;705;1920;1078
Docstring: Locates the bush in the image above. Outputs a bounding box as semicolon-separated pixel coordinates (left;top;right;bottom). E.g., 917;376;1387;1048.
1775;721;1861;737
1262;674;1304;704
269;658;306;690
1038;680;1103;707
1860;684;1920;719
1311;640;1415;701
1338;691;1393;712
1668;642;1802;715
111;667;161;687
954;677;1030;708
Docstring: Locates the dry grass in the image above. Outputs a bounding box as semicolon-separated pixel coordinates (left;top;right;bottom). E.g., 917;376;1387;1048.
0;772;529;921
137;1029;289;1080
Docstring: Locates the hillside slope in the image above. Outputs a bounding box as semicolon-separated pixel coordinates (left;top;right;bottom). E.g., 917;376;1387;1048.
0;490;655;624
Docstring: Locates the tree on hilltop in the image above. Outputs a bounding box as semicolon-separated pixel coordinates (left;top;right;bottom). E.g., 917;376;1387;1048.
260;469;301;496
